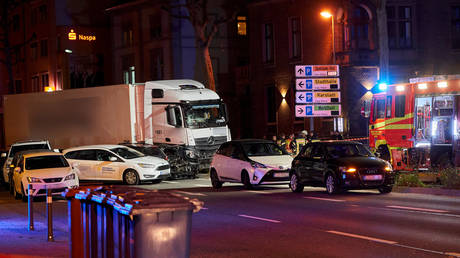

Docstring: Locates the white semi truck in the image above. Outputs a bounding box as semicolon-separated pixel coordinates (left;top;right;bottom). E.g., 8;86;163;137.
3;80;231;177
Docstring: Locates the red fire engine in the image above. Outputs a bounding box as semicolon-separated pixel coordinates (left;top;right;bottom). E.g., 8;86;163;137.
369;78;460;171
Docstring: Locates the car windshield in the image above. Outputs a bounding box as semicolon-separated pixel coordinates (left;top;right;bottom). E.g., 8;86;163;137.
110;147;144;159
25;155;69;170
184;102;227;128
326;144;374;158
242;142;288;156
10;143;50;157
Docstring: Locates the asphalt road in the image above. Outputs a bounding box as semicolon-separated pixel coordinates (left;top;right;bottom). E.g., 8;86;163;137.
1;175;460;258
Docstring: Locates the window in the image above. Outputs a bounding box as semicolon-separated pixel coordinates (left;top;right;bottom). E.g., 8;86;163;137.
41;73;49;91
311;144;324;158
395;95;406;117
31;8;37;26
38;5;47;23
12;14;20;32
66;150;97;161
387;5;413;48
166;106;182;127
150;48;164;80
56;36;61;52
122;23;133;46
386;96;392;118
266;86;276;123
25;155;69;170
452;6;460;49
300;144;313;158
263;23;274;63
237;16;247;36
149;14;162;39
373;99;385;120
290;17;301;59
30;41;38;60
32;75;39;92
121;54;135;84
14;80;22;94
40;39;47;57
96;150;118;162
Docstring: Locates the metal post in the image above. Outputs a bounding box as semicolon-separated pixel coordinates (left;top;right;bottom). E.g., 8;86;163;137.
28;184;34;231
46;187;54;242
331;15;336;65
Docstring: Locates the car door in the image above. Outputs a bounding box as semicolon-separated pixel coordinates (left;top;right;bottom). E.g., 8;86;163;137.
66;150;100;180
96;150;124;180
12;157;24;194
228;144;248;181
293;144;315;183
212;143;230;179
310;144;327;182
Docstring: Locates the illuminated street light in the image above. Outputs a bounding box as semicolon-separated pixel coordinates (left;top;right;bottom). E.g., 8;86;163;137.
320;10;335;64
64;49;73;53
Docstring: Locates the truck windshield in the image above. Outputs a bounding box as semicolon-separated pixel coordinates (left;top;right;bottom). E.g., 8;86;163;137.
184;102;227;128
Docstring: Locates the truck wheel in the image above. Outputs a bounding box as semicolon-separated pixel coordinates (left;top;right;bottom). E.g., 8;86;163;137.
123;169;140;185
241;171;252;189
210;169;222;189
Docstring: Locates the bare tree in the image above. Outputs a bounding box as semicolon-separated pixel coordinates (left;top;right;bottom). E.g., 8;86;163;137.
371;0;389;82
0;0;34;94
163;0;243;91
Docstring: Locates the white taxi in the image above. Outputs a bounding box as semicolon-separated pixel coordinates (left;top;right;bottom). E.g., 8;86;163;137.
11;151;79;200
63;145;170;185
210;139;293;189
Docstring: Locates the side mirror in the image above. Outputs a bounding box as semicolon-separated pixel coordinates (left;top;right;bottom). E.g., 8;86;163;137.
53;149;60;153
14;167;21;173
166;106;177;127
109;156;118;162
1;153;6;158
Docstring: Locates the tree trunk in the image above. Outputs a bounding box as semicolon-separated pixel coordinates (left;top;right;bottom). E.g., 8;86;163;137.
202;46;215;91
375;0;389;82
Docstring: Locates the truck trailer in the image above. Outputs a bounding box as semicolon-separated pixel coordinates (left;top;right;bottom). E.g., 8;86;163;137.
368;77;460;171
3;80;231;177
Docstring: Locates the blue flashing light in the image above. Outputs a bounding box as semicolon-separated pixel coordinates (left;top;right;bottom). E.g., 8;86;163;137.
378;83;387;91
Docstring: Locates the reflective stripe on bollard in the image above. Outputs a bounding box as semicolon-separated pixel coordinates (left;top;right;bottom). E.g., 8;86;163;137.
46;188;54;242
28;184;34;231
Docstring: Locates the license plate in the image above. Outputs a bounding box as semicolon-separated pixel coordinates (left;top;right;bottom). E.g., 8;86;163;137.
274;172;288;178
363;175;382;181
160;171;169;175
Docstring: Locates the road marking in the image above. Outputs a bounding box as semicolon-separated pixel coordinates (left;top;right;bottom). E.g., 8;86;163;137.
238;214;281;223
194;184;210;187
379;207;460;218
326;230;397;244
445;252;460;257
174;190;207;196
386;205;449;213
245;190;273;194
304;197;346;202
195;178;210;181
163;181;179;184
393;244;445;255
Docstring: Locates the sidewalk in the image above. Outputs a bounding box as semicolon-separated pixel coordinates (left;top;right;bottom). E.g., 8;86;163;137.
0;187;68;258
393;186;460;197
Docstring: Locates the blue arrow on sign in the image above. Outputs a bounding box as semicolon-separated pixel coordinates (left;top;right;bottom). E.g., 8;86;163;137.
306;93;313;102
305;80;313;89
306;106;313;115
305;66;312;76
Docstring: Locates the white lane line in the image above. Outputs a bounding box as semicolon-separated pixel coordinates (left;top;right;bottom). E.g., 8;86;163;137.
238;214;281;223
194;184;211;187
174;190;207;196
326;230;397;244
379;207;460;218
163;181;179;184
195;178;210;181
386;205;449;213
304;197;346;202
245;190;273;194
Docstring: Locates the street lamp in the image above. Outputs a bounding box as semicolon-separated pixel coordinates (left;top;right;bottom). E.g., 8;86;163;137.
320;11;335;64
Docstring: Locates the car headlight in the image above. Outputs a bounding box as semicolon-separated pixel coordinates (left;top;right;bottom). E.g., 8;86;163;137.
27;177;41;183
384;166;393;172
251;162;266;169
339;166;357;173
137;163;156;169
65;173;76;181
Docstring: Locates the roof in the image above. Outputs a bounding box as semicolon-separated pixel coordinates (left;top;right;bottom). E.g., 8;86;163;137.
11;140;49;146
145;79;220;102
63;144;127;153
22;151;63;158
146;80;206;90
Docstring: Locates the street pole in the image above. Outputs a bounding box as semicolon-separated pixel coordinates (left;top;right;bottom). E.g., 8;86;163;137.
28;184;34;231
46;187;54;242
331;15;336;65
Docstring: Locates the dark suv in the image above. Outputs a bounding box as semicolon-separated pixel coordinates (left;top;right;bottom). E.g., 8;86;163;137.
289;141;395;194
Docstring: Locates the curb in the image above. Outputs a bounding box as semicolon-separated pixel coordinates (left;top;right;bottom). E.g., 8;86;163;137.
393;186;460;197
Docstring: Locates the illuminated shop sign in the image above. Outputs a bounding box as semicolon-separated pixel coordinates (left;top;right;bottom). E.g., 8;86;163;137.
68;29;96;42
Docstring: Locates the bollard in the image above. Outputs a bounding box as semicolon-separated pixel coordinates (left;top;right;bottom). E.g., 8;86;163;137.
46;187;54;242
28;184;34;231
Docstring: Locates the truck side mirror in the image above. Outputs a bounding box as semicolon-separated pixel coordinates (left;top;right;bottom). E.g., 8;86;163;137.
166;106;177;127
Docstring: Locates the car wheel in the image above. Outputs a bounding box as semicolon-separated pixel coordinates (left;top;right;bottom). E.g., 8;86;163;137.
123;169;140;185
378;185;393;194
210;169;222;189
289;172;304;193
325;173;340;195
241;171;252;189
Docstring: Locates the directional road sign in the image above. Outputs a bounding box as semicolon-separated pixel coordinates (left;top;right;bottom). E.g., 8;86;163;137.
296;91;341;104
296;78;340;91
295;104;341;117
295;65;339;77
